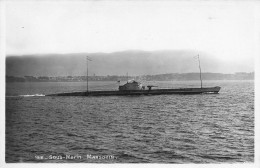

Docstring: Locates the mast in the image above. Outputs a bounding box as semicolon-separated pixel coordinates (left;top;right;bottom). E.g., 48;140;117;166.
197;54;203;88
86;56;92;92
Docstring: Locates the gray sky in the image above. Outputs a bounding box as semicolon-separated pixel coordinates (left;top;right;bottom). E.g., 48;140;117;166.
4;1;260;69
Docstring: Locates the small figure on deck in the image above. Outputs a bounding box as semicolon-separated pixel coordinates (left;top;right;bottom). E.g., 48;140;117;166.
147;85;158;91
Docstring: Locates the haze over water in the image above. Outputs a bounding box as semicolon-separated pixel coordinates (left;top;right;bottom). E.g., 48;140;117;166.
6;80;254;163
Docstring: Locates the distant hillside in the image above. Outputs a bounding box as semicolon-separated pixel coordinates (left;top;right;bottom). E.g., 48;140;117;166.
6;50;254;76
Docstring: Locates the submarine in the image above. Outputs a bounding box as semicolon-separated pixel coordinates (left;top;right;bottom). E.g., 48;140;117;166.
46;80;221;96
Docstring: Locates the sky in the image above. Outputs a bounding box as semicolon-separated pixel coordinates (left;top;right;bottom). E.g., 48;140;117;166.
3;0;260;64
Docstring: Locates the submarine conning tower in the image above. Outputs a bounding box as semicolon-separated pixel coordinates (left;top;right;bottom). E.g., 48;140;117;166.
119;80;144;91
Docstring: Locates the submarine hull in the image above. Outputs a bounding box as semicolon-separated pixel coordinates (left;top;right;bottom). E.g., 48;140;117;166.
46;86;221;96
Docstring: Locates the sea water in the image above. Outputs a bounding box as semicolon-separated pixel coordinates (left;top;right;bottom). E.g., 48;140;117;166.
5;80;254;163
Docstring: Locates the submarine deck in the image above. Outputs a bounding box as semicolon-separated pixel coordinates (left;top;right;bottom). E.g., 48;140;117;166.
46;86;221;96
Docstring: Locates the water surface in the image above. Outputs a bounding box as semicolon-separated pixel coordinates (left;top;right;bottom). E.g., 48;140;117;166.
6;80;254;163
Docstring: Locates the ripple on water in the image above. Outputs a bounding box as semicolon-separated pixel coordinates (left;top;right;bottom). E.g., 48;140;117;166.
5;80;254;163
